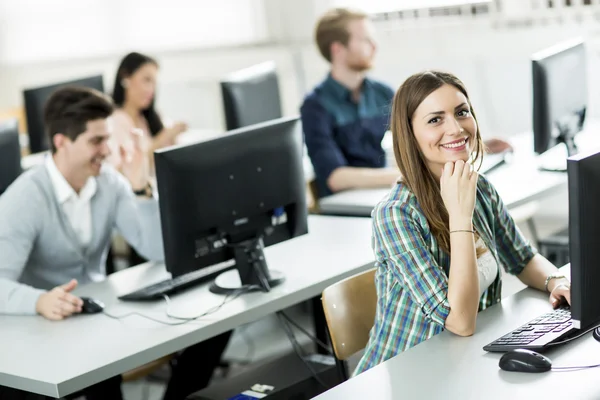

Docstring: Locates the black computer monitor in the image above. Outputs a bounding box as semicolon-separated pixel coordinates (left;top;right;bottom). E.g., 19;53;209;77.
0;118;22;195
23;75;104;153
220;61;282;131
567;148;600;331
154;116;307;294
532;38;587;157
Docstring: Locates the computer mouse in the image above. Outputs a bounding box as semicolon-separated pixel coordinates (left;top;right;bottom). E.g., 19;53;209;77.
499;349;552;373
80;297;105;314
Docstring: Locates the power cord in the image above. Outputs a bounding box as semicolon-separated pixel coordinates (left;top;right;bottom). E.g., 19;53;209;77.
102;287;253;326
276;311;330;390
278;311;332;355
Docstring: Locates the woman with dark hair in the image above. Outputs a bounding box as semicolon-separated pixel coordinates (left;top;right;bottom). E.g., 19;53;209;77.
354;70;571;375
110;52;187;169
109;52;189;266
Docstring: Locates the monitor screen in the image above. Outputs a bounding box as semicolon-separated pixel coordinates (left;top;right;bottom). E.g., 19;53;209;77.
567;148;600;330
23;75;104;153
532;39;587;156
154;116;307;290
0;118;22;194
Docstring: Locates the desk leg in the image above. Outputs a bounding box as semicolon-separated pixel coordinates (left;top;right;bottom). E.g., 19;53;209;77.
311;296;329;355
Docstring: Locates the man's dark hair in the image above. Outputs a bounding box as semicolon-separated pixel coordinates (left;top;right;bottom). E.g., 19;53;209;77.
44;86;114;153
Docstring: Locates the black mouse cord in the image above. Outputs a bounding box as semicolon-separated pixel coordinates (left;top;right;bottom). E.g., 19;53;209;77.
542;323;600;371
546;323;600;348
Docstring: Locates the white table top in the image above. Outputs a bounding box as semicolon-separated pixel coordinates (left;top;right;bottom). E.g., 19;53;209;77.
0;215;374;398
315;266;600;400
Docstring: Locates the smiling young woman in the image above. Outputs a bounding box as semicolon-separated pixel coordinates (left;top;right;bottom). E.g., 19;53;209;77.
353;70;571;376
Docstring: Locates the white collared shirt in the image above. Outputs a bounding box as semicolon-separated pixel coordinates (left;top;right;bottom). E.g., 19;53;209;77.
45;156;97;248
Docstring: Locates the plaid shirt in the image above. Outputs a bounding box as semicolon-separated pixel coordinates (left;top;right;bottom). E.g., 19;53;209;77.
354;174;537;375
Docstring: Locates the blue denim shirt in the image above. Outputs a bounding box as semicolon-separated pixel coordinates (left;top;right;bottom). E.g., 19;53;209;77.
300;74;394;197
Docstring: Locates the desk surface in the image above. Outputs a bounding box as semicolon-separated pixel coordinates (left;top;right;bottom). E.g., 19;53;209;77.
318;131;584;217
0;215;374;398
315;267;600;400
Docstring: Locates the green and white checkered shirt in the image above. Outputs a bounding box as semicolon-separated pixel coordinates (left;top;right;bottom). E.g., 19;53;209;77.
354;174;537;375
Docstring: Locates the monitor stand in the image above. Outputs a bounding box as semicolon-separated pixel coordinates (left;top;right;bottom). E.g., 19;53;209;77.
539;121;580;173
210;237;285;295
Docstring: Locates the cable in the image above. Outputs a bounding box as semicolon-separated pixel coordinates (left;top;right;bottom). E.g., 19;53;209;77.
162;288;250;321
102;287;252;326
552;363;600;372
546;323;600;348
541;323;600;372
276;311;330;390
278;311;332;355
103;310;192;326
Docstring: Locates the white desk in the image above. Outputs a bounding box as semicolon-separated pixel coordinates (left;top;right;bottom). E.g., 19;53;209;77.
315;266;600;400
0;215;373;398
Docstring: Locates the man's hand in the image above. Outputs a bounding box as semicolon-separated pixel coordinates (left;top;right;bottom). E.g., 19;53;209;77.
35;279;83;321
484;138;513;154
120;128;150;191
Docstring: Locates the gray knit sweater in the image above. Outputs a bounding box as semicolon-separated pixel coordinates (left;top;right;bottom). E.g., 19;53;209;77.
0;164;164;315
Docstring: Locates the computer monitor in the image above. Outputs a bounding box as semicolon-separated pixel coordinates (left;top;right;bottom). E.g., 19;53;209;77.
23;75;104;153
567;148;600;331
532;38;587;157
220;61;282;131
154;116;307;294
0;118;22;195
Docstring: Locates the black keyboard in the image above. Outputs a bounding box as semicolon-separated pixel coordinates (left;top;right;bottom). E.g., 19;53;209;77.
483;308;575;352
118;263;236;301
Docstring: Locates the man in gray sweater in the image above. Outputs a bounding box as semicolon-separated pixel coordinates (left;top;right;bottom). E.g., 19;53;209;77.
0;87;231;400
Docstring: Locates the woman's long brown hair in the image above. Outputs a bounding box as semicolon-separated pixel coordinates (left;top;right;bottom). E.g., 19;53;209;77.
391;71;485;255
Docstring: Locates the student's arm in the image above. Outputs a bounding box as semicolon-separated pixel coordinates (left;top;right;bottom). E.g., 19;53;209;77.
327;167;399;192
440;161;480;336
149;122;187;152
0;183;45;315
483;175;569;306
0;181;83;322
301;99;398;193
111;127;164;262
373;163;479;337
112;169;164;263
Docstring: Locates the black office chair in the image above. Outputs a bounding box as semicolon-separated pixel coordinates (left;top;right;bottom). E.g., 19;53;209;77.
0;118;23;195
220;61;282;131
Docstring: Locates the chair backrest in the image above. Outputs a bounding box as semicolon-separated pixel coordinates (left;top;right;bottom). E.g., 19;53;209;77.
220;61;282;131
321;268;377;361
306;179;320;214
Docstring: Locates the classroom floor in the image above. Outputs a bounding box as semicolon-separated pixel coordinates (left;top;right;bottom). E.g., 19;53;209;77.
117;216;566;400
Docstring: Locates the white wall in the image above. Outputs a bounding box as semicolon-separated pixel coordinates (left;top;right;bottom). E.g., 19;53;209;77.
2;1;599;136
0;0;596;221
